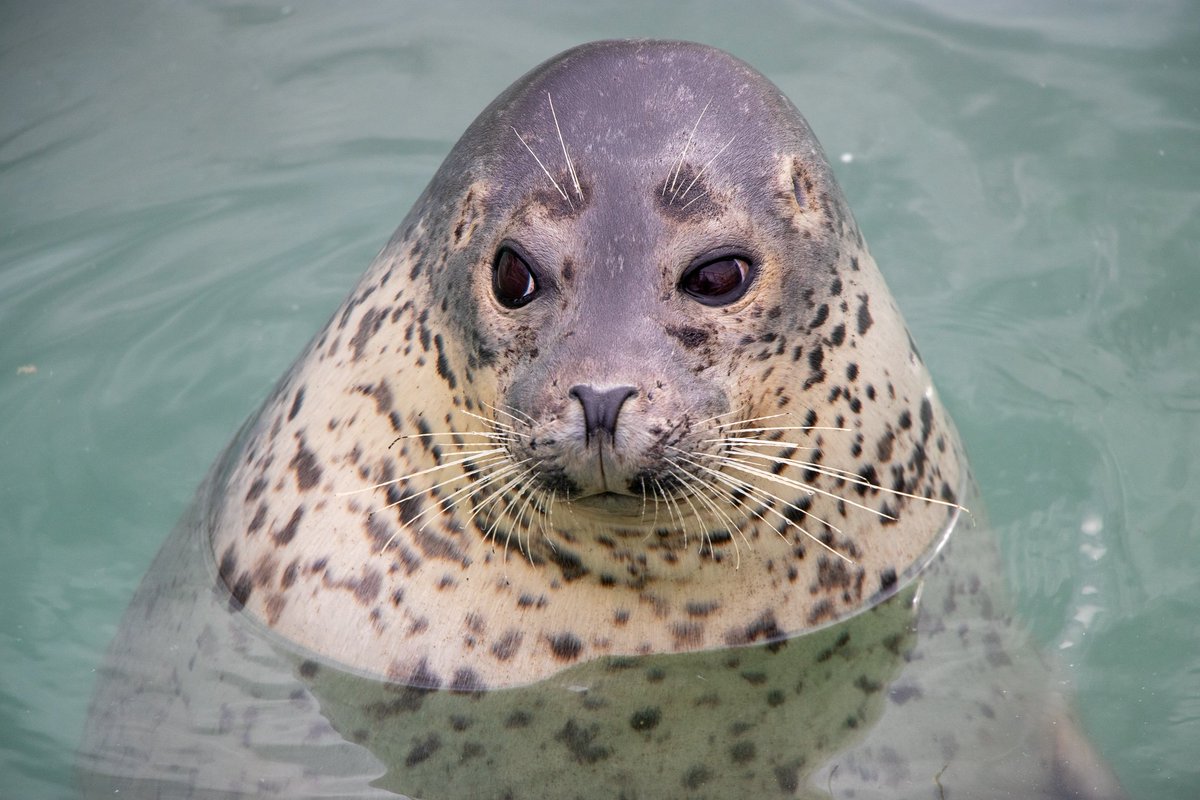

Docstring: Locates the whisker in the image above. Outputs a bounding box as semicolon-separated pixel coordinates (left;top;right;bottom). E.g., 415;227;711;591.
380;459;523;549
512;126;572;207
668;461;748;568
702;452;892;522
693;405;751;426
713;411;786;429
717;424;851;436
546;92;583;202
462;408;516;433
336;450;505;496
671;133;737;204
663;99;712;199
671;452;853;564
390;430;508;444
486;401;537;426
726;448;964;512
708;437;818;450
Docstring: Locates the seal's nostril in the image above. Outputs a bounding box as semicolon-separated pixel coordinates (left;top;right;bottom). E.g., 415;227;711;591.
569;385;638;445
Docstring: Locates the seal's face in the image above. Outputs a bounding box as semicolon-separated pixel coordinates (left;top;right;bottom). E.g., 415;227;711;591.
436;43;859;531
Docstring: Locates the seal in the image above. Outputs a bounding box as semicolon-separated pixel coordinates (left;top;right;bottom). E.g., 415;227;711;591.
81;40;1126;799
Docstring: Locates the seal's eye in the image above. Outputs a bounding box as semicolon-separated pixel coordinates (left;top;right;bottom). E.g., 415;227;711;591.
680;256;753;306
493;248;538;308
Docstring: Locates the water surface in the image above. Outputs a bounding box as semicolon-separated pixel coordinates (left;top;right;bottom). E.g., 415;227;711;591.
2;1;1198;796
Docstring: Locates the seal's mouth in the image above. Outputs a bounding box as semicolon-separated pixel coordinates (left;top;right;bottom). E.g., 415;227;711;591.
570;491;646;516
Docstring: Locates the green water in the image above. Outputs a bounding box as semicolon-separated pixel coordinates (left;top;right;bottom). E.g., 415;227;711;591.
1;0;1197;796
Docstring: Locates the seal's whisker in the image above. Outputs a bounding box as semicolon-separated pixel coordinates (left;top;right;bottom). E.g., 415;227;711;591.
669;461;749;567
469;464;540;559
462;408;517;433
511;482;543;561
701;453;893;523
337;450;506;496
716;424;852;436
512;126;572;207
663;98;712;199
709;437;819;450
538;488;557;545
671;473;714;557
726;447;965;512
390;430;509;443
546;92;583;202
484;401;537;427
693;405;752;426
650;477;686;546
378;458;524;550
372;454;509;515
689;463;784;542
679;191;709;211
713;411;786;429
671;133;737;204
672;452;853;564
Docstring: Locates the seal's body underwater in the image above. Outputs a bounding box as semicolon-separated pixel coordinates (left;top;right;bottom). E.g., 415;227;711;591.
81;41;1125;799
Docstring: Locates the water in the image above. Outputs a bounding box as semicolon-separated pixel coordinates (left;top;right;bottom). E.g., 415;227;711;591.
1;0;1197;796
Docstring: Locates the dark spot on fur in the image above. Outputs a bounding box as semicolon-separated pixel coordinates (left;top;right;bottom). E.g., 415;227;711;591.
290;441;322;492
724;610;784;647
665;324;711;348
505;709;533;728
298;660;319;679
350;307;387;361
671;621;704;648
630;707;661;731
404;733;441;767
685;600;721;617
413;527;466;564
491;629;523;661
547;546;588;582
807;598;836;625
272;507;304;546
280;559;299;589
547;632;584;662
247;503;267;533
556;719;611;764
683;765;712;790
287;387;305;421
433;333;457;389
245;477;267;503
218;546;238;587
880;567;898;593
856;294;873;334
229;572;252;611
450;668;485;694
731;740;756;764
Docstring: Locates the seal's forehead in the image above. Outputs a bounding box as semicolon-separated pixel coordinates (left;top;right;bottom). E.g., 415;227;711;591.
459;40;821;181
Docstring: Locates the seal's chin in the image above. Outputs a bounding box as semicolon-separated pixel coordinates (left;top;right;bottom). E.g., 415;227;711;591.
570;491;647;517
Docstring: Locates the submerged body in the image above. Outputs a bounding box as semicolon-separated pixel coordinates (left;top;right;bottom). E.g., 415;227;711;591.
81;41;1124;798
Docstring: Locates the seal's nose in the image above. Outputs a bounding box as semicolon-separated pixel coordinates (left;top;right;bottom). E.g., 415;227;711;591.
569;385;637;445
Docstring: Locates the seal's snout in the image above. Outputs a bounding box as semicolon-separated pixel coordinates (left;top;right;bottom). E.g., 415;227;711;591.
569;384;637;445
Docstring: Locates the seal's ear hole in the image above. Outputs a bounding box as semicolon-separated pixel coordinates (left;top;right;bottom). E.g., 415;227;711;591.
679;256;754;306
791;160;814;211
492;247;539;308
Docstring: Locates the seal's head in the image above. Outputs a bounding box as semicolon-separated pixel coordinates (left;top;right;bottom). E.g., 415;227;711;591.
213;40;965;689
